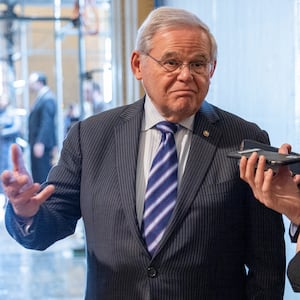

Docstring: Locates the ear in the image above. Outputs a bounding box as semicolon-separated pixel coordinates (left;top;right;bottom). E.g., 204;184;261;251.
209;60;217;78
131;51;143;80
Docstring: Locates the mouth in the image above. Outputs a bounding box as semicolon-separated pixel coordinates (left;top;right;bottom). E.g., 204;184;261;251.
171;89;196;96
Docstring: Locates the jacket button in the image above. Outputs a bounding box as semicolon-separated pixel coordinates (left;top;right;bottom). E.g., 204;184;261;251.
147;266;157;278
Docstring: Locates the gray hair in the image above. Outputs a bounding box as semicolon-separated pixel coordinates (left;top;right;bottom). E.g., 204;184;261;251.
135;6;217;61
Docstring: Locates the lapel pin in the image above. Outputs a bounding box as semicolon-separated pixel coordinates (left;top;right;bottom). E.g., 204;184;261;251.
202;130;210;137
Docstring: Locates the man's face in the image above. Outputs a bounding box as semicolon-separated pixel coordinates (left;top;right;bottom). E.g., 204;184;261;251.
28;73;41;93
83;81;93;103
131;27;216;123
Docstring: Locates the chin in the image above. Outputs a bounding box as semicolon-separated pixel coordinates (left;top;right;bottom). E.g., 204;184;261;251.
177;101;198;112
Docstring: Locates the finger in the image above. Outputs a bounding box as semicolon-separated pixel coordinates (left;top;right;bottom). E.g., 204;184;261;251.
4;183;37;202
1;170;14;185
261;168;274;194
1;171;27;188
254;155;267;187
11;144;27;173
7;184;55;218
31;184;55;204
293;174;300;185
278;143;291;155
1;171;31;193
244;152;259;183
239;156;248;179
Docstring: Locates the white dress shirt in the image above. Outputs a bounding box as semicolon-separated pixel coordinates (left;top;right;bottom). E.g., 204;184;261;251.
135;96;194;227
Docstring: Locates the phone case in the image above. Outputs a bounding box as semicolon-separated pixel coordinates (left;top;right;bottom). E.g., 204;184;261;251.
227;148;300;166
241;140;300;174
227;139;300;173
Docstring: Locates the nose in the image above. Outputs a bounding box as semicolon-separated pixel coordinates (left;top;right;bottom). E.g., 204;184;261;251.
177;64;193;80
179;63;192;72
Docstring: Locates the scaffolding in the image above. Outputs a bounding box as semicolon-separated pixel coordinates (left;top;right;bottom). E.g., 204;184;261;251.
0;0;106;151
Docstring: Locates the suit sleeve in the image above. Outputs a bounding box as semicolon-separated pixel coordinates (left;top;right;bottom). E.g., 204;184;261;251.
5;121;83;250
37;97;57;148
287;251;300;292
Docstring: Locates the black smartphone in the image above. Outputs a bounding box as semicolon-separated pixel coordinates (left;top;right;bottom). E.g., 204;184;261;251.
227;148;300;166
241;139;281;153
227;139;300;174
241;140;300;174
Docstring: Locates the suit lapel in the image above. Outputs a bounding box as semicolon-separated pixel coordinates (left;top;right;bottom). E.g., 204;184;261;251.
114;100;148;251
154;101;223;255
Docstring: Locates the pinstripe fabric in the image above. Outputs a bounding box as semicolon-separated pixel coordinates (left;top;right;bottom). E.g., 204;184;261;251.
5;98;286;299
287;251;300;292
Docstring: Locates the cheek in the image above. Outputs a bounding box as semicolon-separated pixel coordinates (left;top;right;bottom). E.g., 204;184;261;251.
142;74;168;96
195;78;210;96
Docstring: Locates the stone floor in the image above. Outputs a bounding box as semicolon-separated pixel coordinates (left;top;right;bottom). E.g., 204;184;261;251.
0;200;86;300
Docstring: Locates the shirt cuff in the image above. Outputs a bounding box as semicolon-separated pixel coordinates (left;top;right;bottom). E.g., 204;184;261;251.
15;215;34;235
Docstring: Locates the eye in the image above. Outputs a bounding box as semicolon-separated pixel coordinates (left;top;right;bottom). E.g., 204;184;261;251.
191;61;207;68
163;59;180;68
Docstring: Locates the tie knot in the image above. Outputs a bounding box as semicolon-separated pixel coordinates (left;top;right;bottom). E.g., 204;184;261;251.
155;121;178;135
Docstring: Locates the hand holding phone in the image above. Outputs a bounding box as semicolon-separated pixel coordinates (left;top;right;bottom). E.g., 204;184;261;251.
227;140;300;173
227;148;300;166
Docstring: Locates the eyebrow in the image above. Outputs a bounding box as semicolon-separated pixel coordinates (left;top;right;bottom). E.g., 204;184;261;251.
160;52;209;61
160;52;180;60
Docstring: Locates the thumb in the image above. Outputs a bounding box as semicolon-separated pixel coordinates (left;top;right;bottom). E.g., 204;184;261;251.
293;174;300;185
278;143;291;155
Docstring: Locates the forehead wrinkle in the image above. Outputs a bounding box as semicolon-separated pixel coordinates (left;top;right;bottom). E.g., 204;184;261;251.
149;28;212;60
160;51;180;60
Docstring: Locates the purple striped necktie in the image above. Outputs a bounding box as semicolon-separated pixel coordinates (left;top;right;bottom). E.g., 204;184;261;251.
142;121;178;256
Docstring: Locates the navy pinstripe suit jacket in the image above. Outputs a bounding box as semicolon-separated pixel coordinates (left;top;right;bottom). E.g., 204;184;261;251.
287;251;300;292
6;98;286;300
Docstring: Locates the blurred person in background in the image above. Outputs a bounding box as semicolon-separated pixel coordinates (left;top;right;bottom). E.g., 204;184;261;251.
28;72;57;184
83;79;109;118
64;103;80;137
